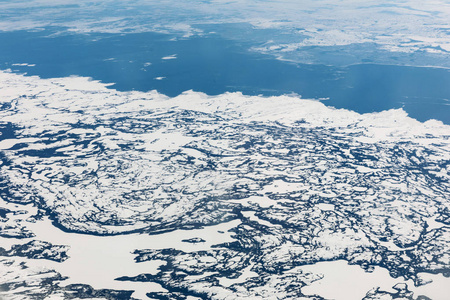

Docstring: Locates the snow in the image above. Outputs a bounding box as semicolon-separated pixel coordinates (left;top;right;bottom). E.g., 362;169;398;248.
300;260;449;300
0;70;449;299
0;196;241;299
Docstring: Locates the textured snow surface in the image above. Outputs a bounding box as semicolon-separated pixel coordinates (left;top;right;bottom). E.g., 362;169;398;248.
0;70;449;299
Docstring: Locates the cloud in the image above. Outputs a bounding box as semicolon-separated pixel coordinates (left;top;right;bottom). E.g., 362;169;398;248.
0;0;449;61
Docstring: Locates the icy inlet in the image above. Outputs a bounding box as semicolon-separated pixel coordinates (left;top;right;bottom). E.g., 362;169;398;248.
0;70;449;299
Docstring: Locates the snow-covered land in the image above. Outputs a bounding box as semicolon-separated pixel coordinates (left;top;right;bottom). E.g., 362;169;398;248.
0;70;449;299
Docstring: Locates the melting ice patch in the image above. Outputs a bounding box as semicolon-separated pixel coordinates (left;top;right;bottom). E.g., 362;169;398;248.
161;54;177;60
11;63;36;67
0;70;449;299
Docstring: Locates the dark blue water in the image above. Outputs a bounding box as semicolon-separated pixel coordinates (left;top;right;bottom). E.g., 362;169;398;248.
1;29;449;123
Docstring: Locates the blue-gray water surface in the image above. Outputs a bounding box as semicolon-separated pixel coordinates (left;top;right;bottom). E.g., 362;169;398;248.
0;29;449;124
